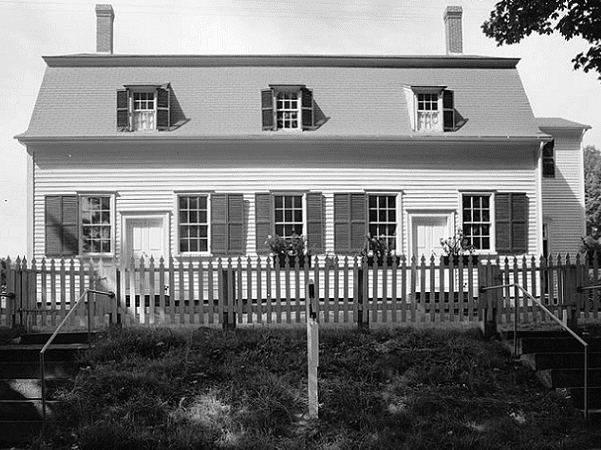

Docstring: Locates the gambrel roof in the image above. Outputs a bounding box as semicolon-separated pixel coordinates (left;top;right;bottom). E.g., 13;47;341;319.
18;54;542;142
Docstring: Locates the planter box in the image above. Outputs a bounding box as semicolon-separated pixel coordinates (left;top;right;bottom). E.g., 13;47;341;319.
273;255;312;268
442;255;479;266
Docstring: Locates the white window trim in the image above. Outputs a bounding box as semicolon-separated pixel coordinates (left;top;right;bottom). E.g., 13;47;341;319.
365;191;402;255
458;191;496;254
406;209;455;259
271;191;307;238
119;211;170;263
78;193;116;257
174;193;212;257
409;86;446;133
274;90;302;132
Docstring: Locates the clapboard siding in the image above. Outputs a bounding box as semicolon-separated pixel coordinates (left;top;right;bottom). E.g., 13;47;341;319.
541;132;586;255
31;141;539;260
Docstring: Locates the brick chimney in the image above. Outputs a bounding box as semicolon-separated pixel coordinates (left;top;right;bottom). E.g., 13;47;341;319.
444;6;463;55
95;4;114;54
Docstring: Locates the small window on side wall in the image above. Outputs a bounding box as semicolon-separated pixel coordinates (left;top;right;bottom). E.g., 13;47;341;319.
542;140;555;178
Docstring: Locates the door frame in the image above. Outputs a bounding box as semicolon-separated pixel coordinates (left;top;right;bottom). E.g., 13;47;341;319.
407;210;455;258
120;211;170;263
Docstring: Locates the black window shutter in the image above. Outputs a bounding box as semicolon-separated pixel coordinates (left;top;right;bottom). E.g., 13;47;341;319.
305;192;323;254
334;193;366;253
443;90;455;131
495;193;528;254
255;193;273;254
301;87;314;130
211;193;244;255
261;89;274;131
227;194;245;255
156;85;171;131
45;195;79;257
116;89;129;131
211;194;227;255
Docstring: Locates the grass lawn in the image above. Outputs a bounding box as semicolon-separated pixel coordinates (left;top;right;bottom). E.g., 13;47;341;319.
32;326;601;450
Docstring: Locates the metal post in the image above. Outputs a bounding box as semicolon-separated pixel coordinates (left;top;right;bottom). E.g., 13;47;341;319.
40;351;46;432
87;290;92;348
306;279;319;419
584;345;589;422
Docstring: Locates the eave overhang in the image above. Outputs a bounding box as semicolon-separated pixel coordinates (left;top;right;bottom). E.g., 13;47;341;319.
16;133;547;146
42;54;521;69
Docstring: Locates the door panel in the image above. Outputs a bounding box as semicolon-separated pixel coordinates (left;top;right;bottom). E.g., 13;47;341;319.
412;216;448;258
126;218;165;260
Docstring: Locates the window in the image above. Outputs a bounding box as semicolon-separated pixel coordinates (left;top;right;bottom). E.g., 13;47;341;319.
333;193;399;253
255;192;324;254
461;192;528;254
462;194;491;250
274;194;303;238
542;140;555;178
117;84;171;132
411;87;456;132
368;194;397;250
178;195;209;253
261;85;314;131
80;195;112;254
133;92;155;131
176;193;245;255
417;93;440;131
44;194;114;257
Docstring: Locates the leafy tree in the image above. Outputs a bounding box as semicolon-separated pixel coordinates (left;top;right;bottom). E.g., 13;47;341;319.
584;145;601;235
482;0;601;78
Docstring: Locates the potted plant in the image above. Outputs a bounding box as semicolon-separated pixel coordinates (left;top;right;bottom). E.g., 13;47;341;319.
265;233;311;268
440;229;477;265
361;234;398;267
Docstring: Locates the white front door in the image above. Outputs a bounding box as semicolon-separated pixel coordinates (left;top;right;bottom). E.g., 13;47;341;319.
412;216;449;258
125;217;166;262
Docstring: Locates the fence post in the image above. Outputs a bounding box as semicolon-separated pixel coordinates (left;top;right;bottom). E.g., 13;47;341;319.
221;263;236;331
564;263;581;331
479;262;501;338
357;265;369;330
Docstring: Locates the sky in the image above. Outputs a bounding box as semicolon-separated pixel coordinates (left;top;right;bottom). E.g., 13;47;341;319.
1;0;600;256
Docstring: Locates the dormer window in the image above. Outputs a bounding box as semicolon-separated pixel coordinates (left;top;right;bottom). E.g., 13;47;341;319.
407;86;457;132
117;84;171;132
262;85;314;131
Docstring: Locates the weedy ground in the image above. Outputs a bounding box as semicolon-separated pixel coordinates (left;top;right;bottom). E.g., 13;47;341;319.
15;325;601;449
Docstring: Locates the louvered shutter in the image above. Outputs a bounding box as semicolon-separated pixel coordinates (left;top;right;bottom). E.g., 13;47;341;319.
305;192;323;254
45;195;79;257
301;87;314;130
116;89;129;131
510;193;528;253
334;193;367;253
443;90;455;131
495;193;528;254
227;194;245;255
261;89;274;131
156;85;171;131
255;193;273;254
211;194;228;255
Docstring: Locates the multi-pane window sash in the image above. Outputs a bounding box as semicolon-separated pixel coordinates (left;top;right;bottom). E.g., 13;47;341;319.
274;195;303;238
276;92;300;130
179;195;209;253
133;92;155;131
462;194;491;250
81;196;112;254
368;194;397;249
417;93;440;131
